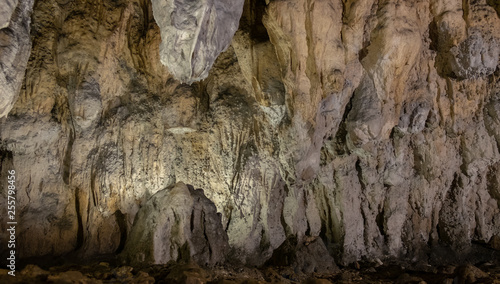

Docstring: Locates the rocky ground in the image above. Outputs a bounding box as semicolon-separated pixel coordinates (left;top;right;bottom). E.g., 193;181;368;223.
1;259;500;284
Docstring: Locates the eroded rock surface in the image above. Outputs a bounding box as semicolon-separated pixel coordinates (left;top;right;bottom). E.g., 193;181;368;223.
0;0;34;118
152;0;245;83
0;0;18;29
122;182;229;266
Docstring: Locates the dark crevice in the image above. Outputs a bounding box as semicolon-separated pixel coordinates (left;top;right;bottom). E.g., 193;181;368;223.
0;148;14;172
332;93;354;156
355;159;366;191
305;219;311;237
376;208;386;238
486;164;500;208
90;168;97;207
224;205;232;233
428;20;439;52
190;208;196;232
114;210;128;254
319;187;335;244
487;0;500;17
74;187;84;250
62;129;75;185
239;0;270;43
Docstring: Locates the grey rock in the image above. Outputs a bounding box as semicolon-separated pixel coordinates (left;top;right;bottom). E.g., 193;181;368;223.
0;0;18;29
346;75;382;146
151;0;245;83
446;33;499;79
121;182;229;266
0;0;34;118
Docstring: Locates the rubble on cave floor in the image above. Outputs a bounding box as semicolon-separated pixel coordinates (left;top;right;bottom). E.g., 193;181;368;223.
1;260;500;284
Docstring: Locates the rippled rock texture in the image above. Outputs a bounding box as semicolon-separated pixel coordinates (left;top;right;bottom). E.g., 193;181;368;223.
0;0;500;271
152;0;245;83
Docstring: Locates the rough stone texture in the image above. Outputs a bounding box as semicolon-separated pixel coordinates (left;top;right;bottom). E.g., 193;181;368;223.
0;0;34;118
0;0;500;272
151;0;245;83
266;236;339;275
121;182;229;266
0;0;18;29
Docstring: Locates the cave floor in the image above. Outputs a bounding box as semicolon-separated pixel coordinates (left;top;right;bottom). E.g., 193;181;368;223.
1;260;500;283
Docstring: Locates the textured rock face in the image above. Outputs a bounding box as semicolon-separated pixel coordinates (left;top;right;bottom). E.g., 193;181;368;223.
0;0;18;29
0;0;34;118
0;0;500;271
151;0;245;83
266;235;339;275
122;182;229;266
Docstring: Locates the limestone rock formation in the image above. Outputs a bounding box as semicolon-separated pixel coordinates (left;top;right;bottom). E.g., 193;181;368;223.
151;0;245;83
1;0;500;273
0;0;34;117
0;0;17;29
122;182;229;266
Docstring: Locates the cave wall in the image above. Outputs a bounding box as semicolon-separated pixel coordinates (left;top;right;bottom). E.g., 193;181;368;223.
0;0;500;266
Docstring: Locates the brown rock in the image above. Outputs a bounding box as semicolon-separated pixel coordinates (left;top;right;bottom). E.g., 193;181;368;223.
164;264;209;284
489;235;500;250
134;271;155;284
305;279;333;284
20;264;49;278
457;265;490;283
112;266;134;280
396;273;426;284
47;270;98;284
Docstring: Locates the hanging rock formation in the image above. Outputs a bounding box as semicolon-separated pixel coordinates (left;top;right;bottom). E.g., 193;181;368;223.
151;0;245;83
0;0;500;272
